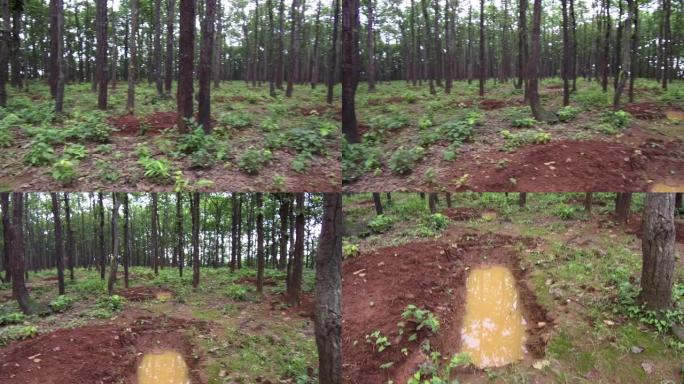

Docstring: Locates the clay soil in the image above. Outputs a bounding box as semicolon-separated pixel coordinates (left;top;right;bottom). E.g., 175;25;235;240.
342;232;551;384
118;286;174;301
0;315;207;384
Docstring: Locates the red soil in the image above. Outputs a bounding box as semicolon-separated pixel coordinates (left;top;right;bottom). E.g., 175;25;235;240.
442;207;482;221
342;233;550;384
479;99;508;110
622;102;666;120
0;316;205;384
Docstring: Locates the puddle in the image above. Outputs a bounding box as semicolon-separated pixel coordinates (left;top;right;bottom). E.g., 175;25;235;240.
651;182;684;192
664;109;684;121
156;291;173;301
460;266;526;368
137;350;190;384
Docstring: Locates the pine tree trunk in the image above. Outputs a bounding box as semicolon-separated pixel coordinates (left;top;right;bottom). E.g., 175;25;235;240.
176;193;184;277
613;0;633;110
127;0;138;112
420;0;435;94
198;0;216;132
327;0;340;104
341;0;360;142
107;194;121;296
519;192;527;208
165;0;176;93
638;193;675;310
372;193;383;215
177;0;196;133
614;192;632;224
124;193;131;287
96;0;108;109
278;195;290;270
310;0;322;89
191;193;200;288
366;0;375;91
517;0;527;92
6;193;37;314
478;0;485;96
314;193;342;384
256;193;265;294
64;194;75;281
0;0;8;107
289;194;305;305
98;192;105;279
561;0;570;106
151;193;159;275
527;0;544;120
1;193;9;283
286;0;300;97
51;193;65;295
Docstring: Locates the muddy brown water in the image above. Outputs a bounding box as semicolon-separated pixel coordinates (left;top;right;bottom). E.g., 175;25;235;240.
460;266;526;368
650;182;684;192
137;350;190;384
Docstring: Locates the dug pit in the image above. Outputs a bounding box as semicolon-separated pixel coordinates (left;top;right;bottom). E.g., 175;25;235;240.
342;232;550;384
137;350;190;384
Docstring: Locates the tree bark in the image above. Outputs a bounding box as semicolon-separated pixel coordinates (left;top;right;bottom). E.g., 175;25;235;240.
341;0;360;143
96;0;108;109
365;0;375;91
5;193;37;314
1;192;9;283
478;0;485;96
584;192;593;213
177;0;196;133
127;0;138;112
64;193;75;281
256;193;265;294
327;0;340;104
151;193;159;275
638;193;675;310
420;0;435;95
191;193;200;288
165;0;176;93
51;193;65;295
123;193;131;287
314;193;342;384
613;0;633;110
278;195;290;270
50;0;65;113
289;194;305;305
198;0;216;132
561;0;570;106
98;192;105;279
615;192;632;224
286;0;300;97
107;194;121;296
372;193;383;215
519;192;527;208
153;0;164;97
517;0;527;93
176;193;184;277
527;0;545;121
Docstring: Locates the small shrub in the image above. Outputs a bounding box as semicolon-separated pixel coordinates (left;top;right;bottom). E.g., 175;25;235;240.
342;240;359;258
237;147;272;175
290;153;312;173
602;110;631;128
0;312;26;326
0;325;38;346
553;204;576;220
138;156;172;183
425;213;449;231
0;127;14;147
501;129;551;150
511;117;537;128
369;115;409;131
63;144;87;160
389;146;425;175
49;295;75;313
24;141;55;166
219;112;252;128
225;285;249;301
366;330;391;352
368;214;394;233
52;158;79;185
97;295;126;312
289;127;326;155
439;115;476;144
401;304;440;334
557;106;582;122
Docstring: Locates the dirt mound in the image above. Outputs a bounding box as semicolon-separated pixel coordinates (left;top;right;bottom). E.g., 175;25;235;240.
0;316;205;384
480;99;507;110
545;84;564;90
623;102;665;119
469;140;667;191
144;111;179;133
109;114;142;135
235;276;278;287
442;207;481;221
342;233;550;384
118;286;173;302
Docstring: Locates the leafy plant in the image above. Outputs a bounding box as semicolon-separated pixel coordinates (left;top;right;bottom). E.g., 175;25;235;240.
97;295;126;312
52;158;79;185
369;214;394;233
291;153;312;173
0;312;26;326
237;147;273;174
557;106;582;122
225;284;249;301
401;304;440;334
369;115;409;131
219;112;252;128
425;213;449;231
602;110;631;128
138;156;172;183
342;240;360;258
63;144;87;160
289;127;326;155
501;129;551;150
553;203;577;220
24;141;55;166
0;325;38;346
511;117;537;128
366;330;391;352
389;146;425;175
0;127;14;147
49;295;75;313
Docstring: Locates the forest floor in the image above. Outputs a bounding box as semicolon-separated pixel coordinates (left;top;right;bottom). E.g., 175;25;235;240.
342;193;684;384
343;79;684;192
0;266;318;383
0;81;341;192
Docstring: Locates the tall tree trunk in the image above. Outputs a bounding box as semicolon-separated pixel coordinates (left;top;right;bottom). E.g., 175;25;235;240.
327;0;340;104
601;0;610;92
256;193;265;294
1;192;9;283
638;193;675;310
341;0;359;143
177;0;196;133
10;6;21;89
366;0;375;91
289;194;305;305
310;0;322;89
372;193;383;215
314;193;342;384
409;0;417;85
527;0;545;121
420;0;435;94
153;0;164;96
279;195;290;270
96;0;108;109
176;193;184;277
428;193;437;213
127;0;138;112
517;0;528;93
151;193;159;275
519;192;527;208
277;0;286;89
191;193;200;288
628;3;638;102
64;193;75;281
50;0;65;113
286;0;300;97
444;0;453;94
561;0;570;106
165;0;176;93
569;0;577;92
6;193;37;315
107;194;121;296
660;0;671;89
613;0;633;110
198;0;216;132
51;193;65;295
478;0;485;96
123;193;131;287
584;192;593;212
98;192;105;279
268;0;277;97
230;193;238;272
615;192;632;224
